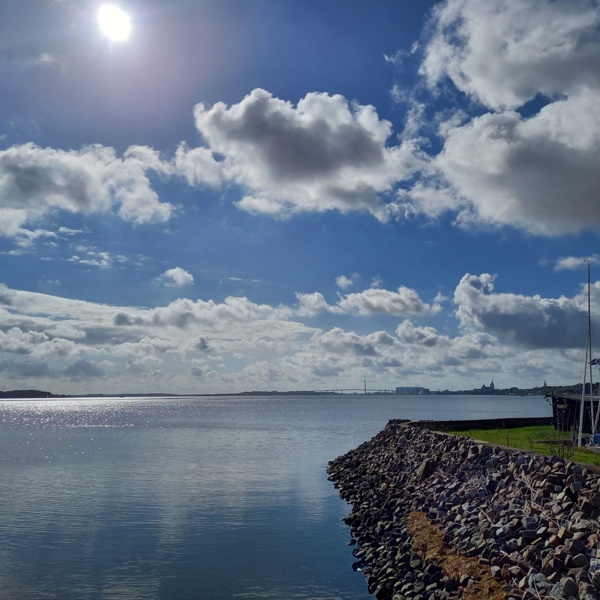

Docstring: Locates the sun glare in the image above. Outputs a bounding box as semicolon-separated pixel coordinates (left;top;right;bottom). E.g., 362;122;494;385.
98;4;131;42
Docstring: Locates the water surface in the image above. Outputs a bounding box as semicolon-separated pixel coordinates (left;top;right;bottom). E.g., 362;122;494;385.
0;394;550;599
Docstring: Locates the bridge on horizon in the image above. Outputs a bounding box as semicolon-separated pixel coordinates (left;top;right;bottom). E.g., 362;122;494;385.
313;388;397;394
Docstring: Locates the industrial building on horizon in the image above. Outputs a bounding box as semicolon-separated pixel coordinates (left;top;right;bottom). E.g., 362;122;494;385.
395;380;495;395
395;386;430;395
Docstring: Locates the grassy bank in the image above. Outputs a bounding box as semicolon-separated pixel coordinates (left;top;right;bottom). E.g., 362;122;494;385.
447;425;600;466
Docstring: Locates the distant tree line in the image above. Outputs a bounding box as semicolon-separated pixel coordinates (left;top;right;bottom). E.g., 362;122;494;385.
1;384;597;400
487;384;598;397
0;390;59;399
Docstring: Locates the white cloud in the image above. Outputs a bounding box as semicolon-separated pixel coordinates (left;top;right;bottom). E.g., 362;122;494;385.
554;255;600;271
431;92;600;235
311;328;379;357
335;274;357;290
294;286;440;318
123;145;173;177
13;28;600;240
396;320;445;348
174;143;223;188
0;327;48;354
337;287;442;317
295;292;338;317
192;336;212;352
114;296;287;330
69;247;124;269
0;92;426;240
57;226;84;236
189;88;421;221
1;273;596;394
158;267;194;288
0;143;174;240
453;273;589;348
420;0;600;111
401;0;600;237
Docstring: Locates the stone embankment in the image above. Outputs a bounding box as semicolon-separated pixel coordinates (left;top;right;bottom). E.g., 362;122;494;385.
327;420;600;600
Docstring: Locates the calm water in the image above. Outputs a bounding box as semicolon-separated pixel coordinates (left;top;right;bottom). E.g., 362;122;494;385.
0;394;550;600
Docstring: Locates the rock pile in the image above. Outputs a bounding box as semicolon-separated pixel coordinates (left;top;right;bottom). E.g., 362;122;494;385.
327;420;600;600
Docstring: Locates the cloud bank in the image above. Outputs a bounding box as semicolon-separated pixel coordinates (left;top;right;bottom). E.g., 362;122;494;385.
0;274;591;394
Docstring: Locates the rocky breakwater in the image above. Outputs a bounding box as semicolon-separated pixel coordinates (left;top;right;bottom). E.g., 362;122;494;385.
327;420;600;600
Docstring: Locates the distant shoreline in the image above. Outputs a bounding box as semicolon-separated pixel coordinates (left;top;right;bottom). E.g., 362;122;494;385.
0;386;571;400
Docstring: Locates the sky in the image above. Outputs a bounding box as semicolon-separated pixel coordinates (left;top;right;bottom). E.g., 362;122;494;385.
2;0;600;395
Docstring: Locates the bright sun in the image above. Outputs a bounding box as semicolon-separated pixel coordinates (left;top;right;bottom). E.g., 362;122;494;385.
98;4;131;42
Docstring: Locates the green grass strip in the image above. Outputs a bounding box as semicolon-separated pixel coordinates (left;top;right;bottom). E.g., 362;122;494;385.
446;425;600;466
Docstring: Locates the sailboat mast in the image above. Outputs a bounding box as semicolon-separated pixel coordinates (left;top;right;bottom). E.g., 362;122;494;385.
579;341;587;447
588;264;595;435
579;263;594;446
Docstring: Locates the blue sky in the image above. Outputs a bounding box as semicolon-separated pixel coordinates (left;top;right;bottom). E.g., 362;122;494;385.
2;0;600;394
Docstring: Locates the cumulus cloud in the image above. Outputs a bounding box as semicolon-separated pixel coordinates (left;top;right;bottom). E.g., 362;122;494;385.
5;2;600;241
0;87;424;240
188;88;420;221
400;0;600;236
394;318;506;382
2;273;597;393
432;93;600;235
293;286;440;318
1;280;425;392
0;143;174;240
337;287;442;317
7;262;600;393
174;143;223;188
295;292;338;317
396;320;444;348
420;0;600;111
64;358;105;378
453;273;589;348
0;284;309;392
158;267;195;287
0;327;48;354
114;296;290;330
192;336;212;352
311;328;379;357
554;256;600;271
336;274;357;289
190;365;208;379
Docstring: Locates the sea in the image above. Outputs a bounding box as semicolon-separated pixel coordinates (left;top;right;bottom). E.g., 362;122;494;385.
0;393;551;600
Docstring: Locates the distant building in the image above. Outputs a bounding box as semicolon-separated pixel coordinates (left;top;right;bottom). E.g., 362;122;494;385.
395;386;430;395
475;380;495;394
